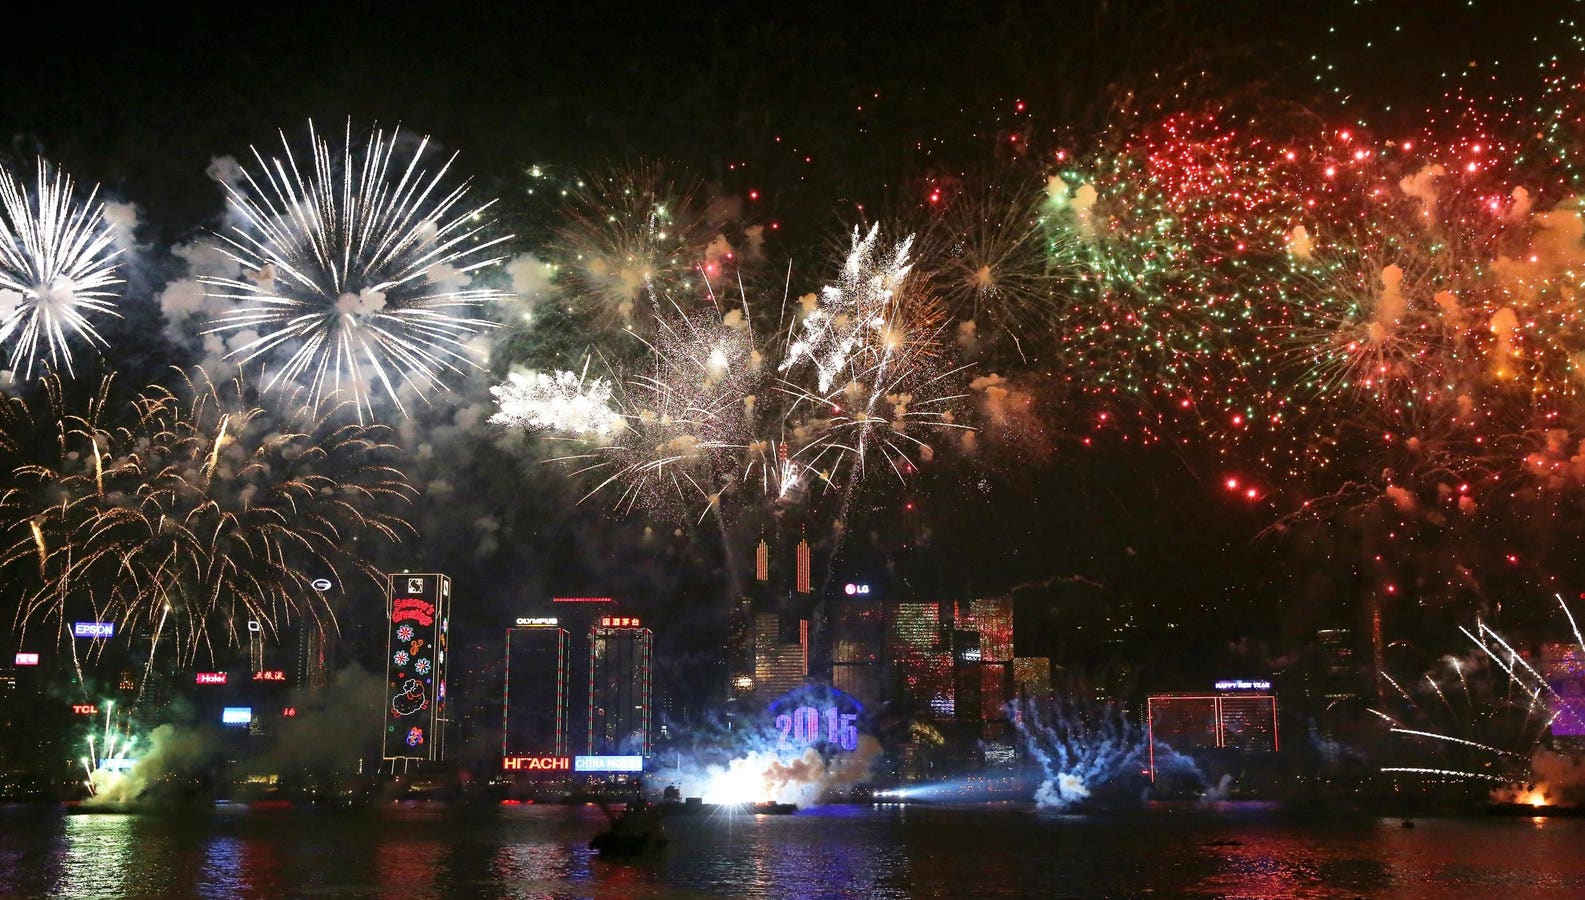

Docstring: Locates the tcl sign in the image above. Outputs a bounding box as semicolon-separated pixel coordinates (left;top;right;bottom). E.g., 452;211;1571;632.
502;756;571;771
71;704;98;715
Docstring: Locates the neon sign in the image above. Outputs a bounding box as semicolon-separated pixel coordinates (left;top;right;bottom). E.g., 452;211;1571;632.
72;704;98;715
221;707;253;725
515;617;558;627
14;652;39;666
503;755;572;771
384;573;450;761
196;672;228;685
843;583;870;595
599;616;641;628
282;707;297;718
73;622;114;639
97;758;136;772
1214;679;1272;692
310;578;333;591
553;596;612;603
574;755;644;773
253;670;285;682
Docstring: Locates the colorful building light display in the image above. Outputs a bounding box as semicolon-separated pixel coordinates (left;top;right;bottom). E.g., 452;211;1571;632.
72;622;114;639
552;596;613;603
383;573;452;763
222;707;253;725
13;652;39;666
795;539;812;594
755;539;769;582
574;755;644;773
1543;642;1585;736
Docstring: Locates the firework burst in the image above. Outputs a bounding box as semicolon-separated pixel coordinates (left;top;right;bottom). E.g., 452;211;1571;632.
202;121;510;420
0;160;124;379
1;368;414;667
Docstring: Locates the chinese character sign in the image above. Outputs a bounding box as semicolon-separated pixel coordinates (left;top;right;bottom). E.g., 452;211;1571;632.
383;574;451;761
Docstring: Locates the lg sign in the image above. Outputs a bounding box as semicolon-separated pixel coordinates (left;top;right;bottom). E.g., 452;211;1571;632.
843;583;870;596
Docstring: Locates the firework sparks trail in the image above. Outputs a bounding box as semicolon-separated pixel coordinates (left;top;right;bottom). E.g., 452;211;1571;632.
1;369;415;666
202;121;510;420
0;161;124;379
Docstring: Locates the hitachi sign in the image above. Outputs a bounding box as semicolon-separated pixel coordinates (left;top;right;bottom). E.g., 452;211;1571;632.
502;755;572;771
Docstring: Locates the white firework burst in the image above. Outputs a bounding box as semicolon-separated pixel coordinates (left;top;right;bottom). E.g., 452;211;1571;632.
488;362;622;438
202;121;511;418
780;224;917;393
0;160;124;379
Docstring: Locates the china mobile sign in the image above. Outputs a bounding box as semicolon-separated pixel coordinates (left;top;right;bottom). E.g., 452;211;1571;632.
383;573;451;762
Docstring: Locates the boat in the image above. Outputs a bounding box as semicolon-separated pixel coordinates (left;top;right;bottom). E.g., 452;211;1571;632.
589;799;669;857
748;801;798;815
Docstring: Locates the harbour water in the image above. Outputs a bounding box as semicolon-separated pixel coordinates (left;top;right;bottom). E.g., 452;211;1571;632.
2;802;1583;898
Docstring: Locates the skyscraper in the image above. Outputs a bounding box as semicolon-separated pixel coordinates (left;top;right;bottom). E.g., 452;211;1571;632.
587;618;653;756
503;621;568;757
754;613;808;698
382;573;452;765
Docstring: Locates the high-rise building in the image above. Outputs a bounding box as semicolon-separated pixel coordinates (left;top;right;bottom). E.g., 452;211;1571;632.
1146;691;1278;780
727;597;755;697
587;617;653;756
832;598;884;705
504;621;568;757
1542;642;1585;736
890;603;953;719
754;613;808;698
382;573;452;765
796;539;812;594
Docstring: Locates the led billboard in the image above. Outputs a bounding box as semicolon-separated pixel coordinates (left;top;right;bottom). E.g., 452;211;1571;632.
383;573;451;761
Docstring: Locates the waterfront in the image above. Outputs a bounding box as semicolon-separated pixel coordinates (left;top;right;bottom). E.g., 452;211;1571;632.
2;802;1582;898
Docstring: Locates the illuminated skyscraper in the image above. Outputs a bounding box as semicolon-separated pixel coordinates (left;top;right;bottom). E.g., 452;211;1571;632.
504;621;568;757
832;598;884;704
754;613;808;697
1146;691;1278;780
889;603;953;719
795;539;812;594
382;573;452;765
755;539;769;582
588;618;653;756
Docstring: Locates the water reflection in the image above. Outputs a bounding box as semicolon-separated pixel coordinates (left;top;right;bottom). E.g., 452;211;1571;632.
0;804;1580;898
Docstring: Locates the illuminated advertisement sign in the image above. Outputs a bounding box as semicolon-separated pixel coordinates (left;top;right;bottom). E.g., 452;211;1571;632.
222;707;253;726
14;652;39;666
71;704;98;715
574;755;644;773
515;617;558;627
384;573;451;762
310;578;333;591
97;758;136;772
1214;679;1272;692
843;583;871;596
253;670;285;682
195;672;228;685
770;685;865;752
503;755;572;771
598;616;642;628
553;596;613;603
72;622;114;639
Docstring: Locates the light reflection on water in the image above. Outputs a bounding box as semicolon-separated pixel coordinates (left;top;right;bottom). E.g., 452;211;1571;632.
0;802;1583;898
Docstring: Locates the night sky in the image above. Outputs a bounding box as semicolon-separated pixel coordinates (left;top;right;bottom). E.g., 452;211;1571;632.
3;0;1584;715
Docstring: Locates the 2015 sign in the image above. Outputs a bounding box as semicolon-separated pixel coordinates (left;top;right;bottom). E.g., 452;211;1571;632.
776;706;859;752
